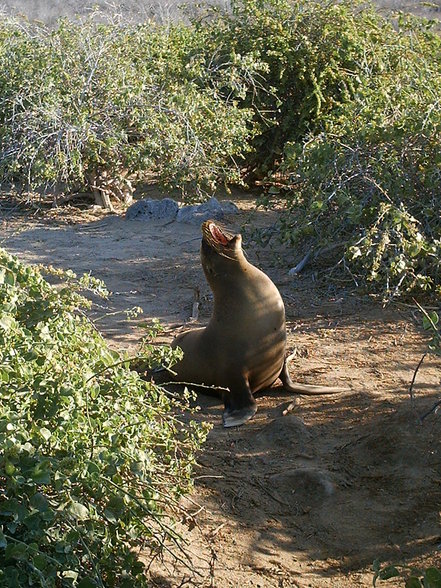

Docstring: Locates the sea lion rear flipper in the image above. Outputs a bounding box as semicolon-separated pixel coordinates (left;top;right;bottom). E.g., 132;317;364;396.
280;357;349;395
222;379;257;428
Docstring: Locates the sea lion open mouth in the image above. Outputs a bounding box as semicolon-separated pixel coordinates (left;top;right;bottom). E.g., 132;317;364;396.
208;222;230;246
202;220;236;252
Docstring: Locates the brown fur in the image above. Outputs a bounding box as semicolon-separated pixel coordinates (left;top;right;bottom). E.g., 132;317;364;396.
172;221;347;427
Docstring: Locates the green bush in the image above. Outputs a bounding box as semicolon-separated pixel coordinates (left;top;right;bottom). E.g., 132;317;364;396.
191;0;391;168
0;16;254;206
0;249;208;587
274;10;441;299
189;0;441;298
209;2;438;299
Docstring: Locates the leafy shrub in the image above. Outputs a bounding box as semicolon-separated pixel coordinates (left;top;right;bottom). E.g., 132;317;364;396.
373;561;441;587
0;249;208;587
189;0;441;298
274;9;441;299
191;0;394;169
0;15;254;206
221;2;440;299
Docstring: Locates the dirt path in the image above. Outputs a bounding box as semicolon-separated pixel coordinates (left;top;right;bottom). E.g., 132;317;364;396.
2;196;441;587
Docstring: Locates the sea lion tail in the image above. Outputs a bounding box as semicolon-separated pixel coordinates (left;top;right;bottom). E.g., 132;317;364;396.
280;353;350;395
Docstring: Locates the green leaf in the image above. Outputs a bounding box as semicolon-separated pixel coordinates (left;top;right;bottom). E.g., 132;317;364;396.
424;568;441;588
0;530;7;549
0;315;14;331
30;463;51;484
4;461;15;476
39;427;52;442
5;542;28;561
4;270;15;286
30;492;50;512
405;577;423;588
55;541;71;554
423;312;439;331
32;553;48;571
87;461;100;474
0;267;15;286
429;312;439;326
103;509;117;523
62;570;79;581
0;370;10;383
68;501;89;521
379;565;400;580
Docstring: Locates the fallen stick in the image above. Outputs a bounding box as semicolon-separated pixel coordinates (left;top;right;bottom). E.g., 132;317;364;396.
288;251;311;276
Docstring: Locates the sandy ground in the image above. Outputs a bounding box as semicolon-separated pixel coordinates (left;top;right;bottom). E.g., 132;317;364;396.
1;193;441;588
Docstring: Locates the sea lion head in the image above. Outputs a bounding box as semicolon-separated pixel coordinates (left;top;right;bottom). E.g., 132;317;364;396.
201;220;243;282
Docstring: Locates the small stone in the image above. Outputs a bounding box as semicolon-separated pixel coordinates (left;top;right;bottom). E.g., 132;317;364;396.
125;198;179;221
176;197;224;224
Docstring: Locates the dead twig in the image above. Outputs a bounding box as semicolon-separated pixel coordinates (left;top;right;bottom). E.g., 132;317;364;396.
210;523;227;538
190;287;200;322
162;381;229;393
208;547;217;588
420;400;441;422
288;251;311;276
409;352;427;401
282;400;298;416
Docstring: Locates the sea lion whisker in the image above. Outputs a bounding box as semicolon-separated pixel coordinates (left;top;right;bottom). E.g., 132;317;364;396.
215;250;238;261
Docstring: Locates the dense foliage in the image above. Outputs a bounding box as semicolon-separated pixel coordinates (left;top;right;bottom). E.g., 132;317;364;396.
0;16;254;205
0;249;208;587
0;0;440;298
195;0;441;299
268;9;441;300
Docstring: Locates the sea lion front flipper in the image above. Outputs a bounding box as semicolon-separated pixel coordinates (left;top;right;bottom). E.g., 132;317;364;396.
222;379;257;428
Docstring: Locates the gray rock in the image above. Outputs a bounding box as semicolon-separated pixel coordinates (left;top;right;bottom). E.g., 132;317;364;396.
126;196;239;224
220;199;240;214
176;197;239;225
125;198;179;221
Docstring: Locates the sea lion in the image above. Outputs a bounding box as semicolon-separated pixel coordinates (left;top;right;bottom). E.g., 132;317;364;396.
171;220;346;427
